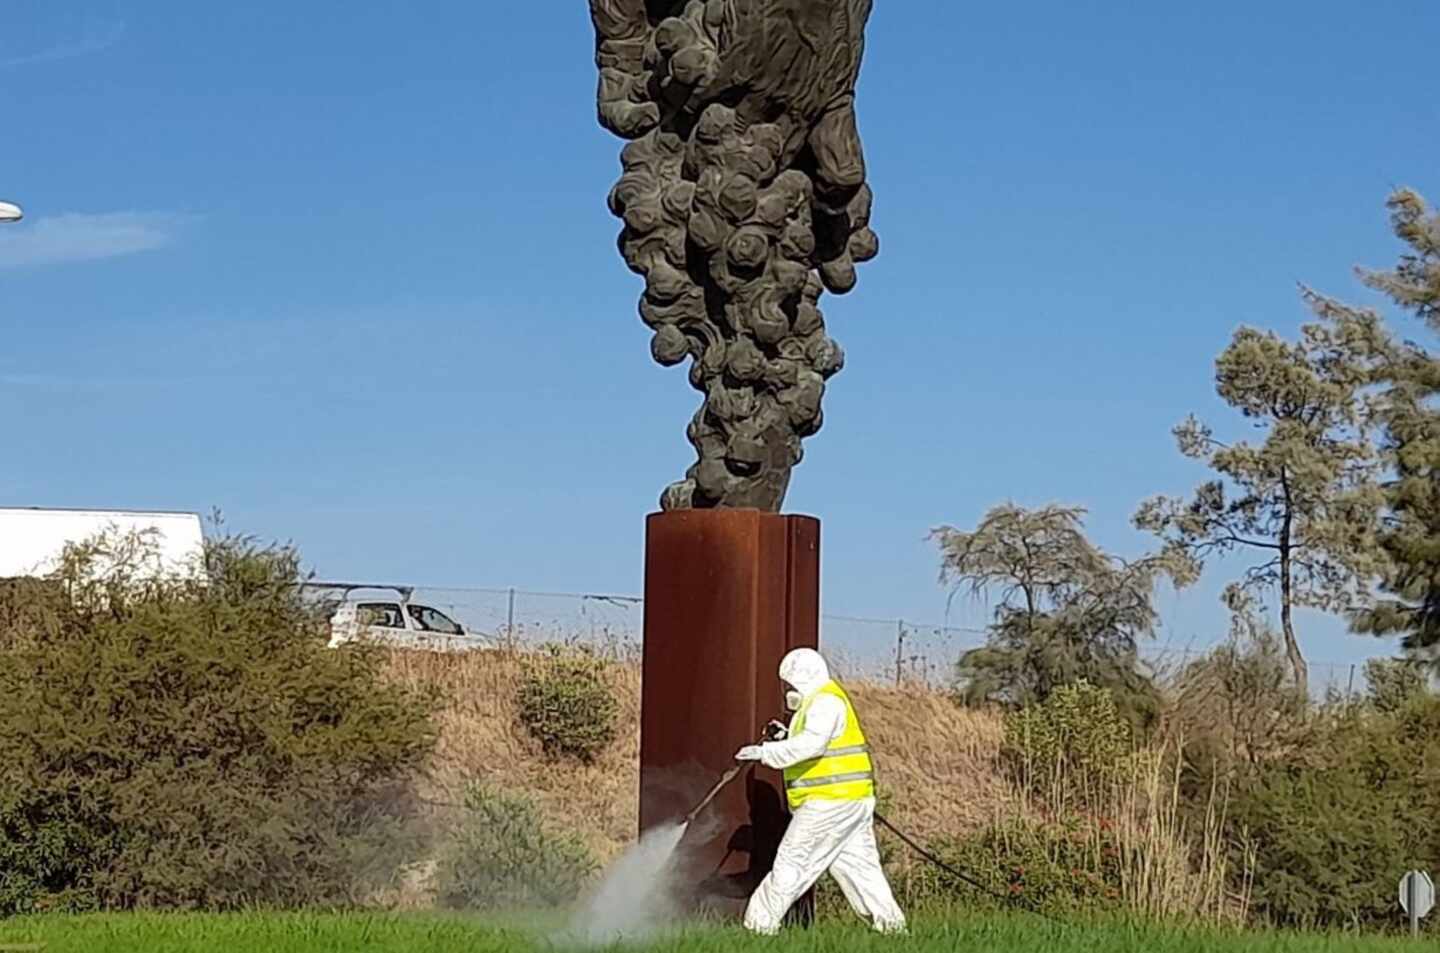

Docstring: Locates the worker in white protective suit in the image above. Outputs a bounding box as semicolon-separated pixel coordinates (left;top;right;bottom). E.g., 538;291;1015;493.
734;648;907;936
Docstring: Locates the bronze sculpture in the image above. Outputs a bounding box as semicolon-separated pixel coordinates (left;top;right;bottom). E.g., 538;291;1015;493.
590;0;878;511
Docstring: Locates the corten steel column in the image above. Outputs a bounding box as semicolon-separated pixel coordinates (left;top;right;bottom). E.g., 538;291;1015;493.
640;509;819;921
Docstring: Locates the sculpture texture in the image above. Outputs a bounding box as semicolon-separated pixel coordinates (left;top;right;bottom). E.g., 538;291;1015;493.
590;0;877;511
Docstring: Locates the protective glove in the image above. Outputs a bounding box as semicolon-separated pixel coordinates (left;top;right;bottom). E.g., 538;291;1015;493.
735;745;764;762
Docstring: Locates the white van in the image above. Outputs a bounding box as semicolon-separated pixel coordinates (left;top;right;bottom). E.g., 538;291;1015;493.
0;507;205;580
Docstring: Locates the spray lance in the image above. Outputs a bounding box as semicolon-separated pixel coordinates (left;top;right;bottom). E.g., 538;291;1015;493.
682;715;791;825
681;692;798;826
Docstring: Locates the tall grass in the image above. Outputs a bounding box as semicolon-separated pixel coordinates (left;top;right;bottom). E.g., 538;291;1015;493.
1006;733;1253;925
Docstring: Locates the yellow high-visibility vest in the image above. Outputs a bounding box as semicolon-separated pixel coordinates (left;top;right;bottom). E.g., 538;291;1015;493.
782;680;875;809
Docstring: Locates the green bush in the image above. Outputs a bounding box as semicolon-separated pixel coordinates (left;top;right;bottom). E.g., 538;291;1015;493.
516;647;619;763
1003;681;1133;806
1363;658;1430;714
0;531;437;914
1229;696;1440;930
893;817;1122;915
433;785;597;911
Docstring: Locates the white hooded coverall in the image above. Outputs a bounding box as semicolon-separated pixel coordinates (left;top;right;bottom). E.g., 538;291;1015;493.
738;649;907;935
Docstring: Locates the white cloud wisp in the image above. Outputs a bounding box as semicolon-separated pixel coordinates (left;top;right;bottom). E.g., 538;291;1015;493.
1;18;126;69
0;211;193;269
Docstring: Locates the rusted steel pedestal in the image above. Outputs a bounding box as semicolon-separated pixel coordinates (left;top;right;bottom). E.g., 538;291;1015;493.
640;509;819;923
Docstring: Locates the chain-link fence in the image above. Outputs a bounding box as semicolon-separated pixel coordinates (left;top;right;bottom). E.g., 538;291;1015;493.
1139;644;1369;701
306;581;1374;697
819;614;986;686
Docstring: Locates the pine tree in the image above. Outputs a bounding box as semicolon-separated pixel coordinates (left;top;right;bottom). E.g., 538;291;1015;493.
1134;304;1389;695
1348;190;1440;667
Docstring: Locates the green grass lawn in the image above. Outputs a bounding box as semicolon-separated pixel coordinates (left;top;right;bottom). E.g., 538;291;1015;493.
0;912;1431;953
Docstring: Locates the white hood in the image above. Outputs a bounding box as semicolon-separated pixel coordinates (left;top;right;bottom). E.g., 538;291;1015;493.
778;648;831;698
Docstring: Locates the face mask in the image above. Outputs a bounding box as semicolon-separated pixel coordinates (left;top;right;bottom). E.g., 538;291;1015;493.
785;690;803;712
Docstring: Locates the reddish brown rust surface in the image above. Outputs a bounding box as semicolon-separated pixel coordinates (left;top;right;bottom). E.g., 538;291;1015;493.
640;510;819;920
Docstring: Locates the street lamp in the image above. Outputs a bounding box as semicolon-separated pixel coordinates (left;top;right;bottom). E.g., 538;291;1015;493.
0;200;23;223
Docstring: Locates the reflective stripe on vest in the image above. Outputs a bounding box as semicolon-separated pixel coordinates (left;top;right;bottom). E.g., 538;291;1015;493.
782;680;875;808
788;770;874;790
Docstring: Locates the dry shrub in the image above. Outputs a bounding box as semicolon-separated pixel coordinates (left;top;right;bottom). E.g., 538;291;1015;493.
433;785;597;911
1162;630;1308;777
384;646;640;863
516;646;619;763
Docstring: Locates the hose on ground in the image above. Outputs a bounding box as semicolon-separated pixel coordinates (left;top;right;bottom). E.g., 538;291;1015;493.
874;811;1069;926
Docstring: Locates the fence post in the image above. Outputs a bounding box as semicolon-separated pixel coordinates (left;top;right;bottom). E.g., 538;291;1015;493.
895;619;905;687
507;587;515;640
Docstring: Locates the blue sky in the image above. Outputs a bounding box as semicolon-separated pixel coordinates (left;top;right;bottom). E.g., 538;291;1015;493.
3;2;1438;680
